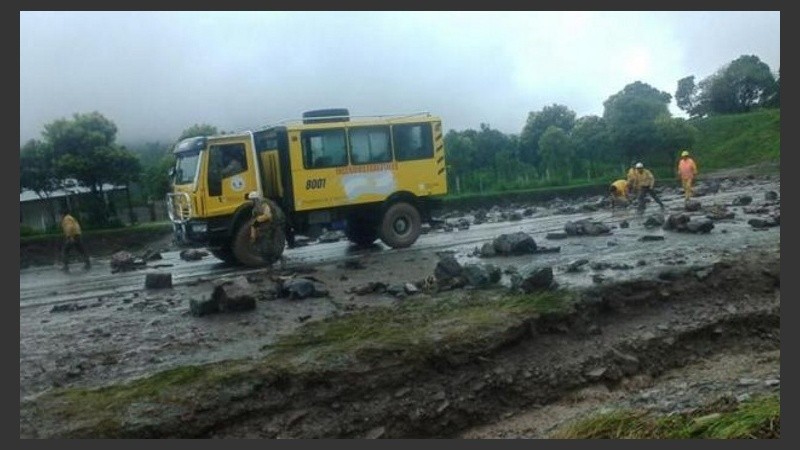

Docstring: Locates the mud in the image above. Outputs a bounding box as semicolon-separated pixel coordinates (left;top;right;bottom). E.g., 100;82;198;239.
20;248;779;438
19;170;780;438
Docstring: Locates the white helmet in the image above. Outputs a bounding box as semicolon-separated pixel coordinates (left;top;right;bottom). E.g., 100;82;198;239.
246;191;261;200
635;162;644;169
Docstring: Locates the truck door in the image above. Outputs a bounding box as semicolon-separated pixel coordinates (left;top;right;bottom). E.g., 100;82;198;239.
205;140;256;217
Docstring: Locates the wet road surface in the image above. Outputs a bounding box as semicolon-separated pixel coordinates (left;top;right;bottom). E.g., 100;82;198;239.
21;179;779;309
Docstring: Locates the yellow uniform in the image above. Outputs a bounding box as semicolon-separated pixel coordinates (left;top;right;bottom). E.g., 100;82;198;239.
610;179;629;199
60;213;90;270
630;166;665;211
678;156;698;199
609;179;630;209
249;198;273;242
629;168;655;192
61;214;82;238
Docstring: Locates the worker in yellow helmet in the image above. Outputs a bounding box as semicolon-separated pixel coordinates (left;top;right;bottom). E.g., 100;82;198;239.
677;150;698;200
629;162;665;213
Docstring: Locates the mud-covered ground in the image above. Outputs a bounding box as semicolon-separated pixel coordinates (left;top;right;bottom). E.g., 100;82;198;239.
20;170;780;438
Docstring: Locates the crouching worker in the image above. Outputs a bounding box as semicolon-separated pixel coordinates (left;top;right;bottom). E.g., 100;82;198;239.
609;179;631;210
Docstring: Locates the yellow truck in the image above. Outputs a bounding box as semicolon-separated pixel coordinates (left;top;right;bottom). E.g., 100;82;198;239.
167;109;448;266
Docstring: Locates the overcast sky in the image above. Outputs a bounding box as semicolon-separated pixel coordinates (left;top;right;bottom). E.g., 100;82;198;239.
20;11;780;147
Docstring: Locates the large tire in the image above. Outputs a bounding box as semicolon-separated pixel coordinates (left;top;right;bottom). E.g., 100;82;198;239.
231;200;287;267
379;202;421;248
345;217;379;247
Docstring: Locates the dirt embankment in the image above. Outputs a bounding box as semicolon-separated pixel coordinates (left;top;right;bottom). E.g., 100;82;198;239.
20;248;779;438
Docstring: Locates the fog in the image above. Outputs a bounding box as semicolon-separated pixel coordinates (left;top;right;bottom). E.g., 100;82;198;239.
20;11;780;146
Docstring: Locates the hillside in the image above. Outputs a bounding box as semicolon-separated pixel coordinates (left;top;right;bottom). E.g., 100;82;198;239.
690;109;780;171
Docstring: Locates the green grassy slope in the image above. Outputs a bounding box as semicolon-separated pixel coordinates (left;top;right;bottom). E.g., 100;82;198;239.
690;109;780;171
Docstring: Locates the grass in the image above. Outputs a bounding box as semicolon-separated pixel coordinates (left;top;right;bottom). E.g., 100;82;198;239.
553;395;780;439
266;289;572;370
38;362;259;437
690;109;780;172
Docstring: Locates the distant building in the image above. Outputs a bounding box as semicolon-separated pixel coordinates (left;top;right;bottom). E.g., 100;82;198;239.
20;180;128;231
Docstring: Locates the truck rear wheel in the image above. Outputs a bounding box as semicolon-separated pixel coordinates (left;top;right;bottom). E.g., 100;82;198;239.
379;201;421;248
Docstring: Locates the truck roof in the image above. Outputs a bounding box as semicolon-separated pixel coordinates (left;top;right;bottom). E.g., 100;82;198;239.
174;113;441;150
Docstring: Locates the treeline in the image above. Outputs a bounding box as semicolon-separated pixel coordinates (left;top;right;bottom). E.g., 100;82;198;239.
21;54;779;225
445;54;779;194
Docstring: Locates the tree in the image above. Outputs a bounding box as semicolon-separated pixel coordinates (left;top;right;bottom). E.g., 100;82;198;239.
692;55;778;116
476;123;516;175
444;129;478;194
143;155;175;201
654;116;698;168
519;104;576;169
20;139;62;225
131;141;169;168
603;81;672;166
675;76;697;116
42;111;141;226
722;55;777;113
107;147;142;224
763;67;780;108
178;123;219;141
538;126;574;182
570;115;612;180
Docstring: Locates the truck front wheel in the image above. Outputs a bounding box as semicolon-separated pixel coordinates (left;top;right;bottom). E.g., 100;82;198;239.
232;218;286;267
232;200;287;267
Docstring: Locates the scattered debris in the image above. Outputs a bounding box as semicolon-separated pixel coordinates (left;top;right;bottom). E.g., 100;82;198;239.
179;249;209;261
564;219;611;236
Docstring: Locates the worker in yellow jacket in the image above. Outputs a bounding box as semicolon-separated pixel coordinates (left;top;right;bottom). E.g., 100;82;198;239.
629;162;665;213
60;211;91;271
677;150;698;200
609;179;630;210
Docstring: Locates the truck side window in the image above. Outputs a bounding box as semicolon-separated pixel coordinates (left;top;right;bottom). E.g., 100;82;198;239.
349;126;391;164
393;123;433;161
301;129;348;169
208;143;248;196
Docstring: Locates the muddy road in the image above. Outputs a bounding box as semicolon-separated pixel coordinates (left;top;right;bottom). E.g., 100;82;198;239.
19;174;780;438
21;176;779;308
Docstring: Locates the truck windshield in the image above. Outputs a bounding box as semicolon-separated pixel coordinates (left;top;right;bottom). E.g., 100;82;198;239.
174;151;201;185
